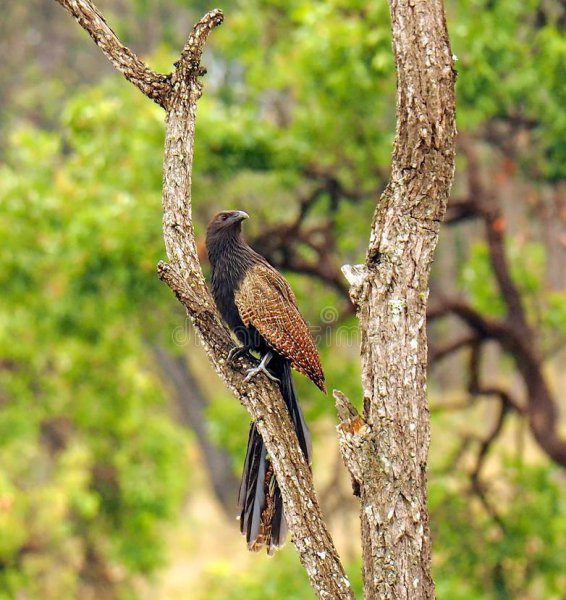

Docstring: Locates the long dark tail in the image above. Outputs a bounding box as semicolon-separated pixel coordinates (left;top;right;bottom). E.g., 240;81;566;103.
238;357;311;555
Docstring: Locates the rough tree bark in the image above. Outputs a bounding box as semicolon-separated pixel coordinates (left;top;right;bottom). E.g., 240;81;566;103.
336;1;456;599
53;2;353;598
53;0;456;597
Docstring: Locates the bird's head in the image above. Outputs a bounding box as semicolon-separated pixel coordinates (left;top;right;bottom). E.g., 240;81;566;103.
206;210;249;239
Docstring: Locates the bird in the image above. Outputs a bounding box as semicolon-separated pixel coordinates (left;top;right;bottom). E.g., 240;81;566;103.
206;209;326;554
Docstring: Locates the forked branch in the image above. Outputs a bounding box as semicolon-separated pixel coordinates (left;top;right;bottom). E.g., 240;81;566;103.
53;2;353;598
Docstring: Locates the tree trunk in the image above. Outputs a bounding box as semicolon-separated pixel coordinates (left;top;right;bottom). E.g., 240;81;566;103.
338;1;456;598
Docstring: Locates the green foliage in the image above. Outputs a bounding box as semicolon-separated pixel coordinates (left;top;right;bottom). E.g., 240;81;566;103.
542;292;566;339
459;242;507;318
451;0;566;180
431;461;566;599
0;84;188;597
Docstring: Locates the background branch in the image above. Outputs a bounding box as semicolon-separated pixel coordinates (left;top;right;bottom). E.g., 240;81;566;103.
431;293;566;466
152;345;240;516
429;132;566;468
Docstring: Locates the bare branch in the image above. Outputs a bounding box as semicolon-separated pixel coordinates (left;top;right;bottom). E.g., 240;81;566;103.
428;298;512;341
467;343;525;415
176;9;224;78
459;138;527;327
432;434;474;475
54;0;171;106
468;396;509;531
456;137;566;466
430;297;566;467
470;476;506;532
471;400;510;484
333;390;368;497
444;197;479;225
466;343;518;480
54;3;354;597
428;332;479;365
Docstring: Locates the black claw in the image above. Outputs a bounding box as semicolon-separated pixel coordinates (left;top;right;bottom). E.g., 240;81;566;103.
228;345;252;364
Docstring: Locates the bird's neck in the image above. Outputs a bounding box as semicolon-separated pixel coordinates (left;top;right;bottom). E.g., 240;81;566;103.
208;231;258;290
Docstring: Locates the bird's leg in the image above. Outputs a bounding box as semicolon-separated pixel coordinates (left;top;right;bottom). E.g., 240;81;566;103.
227;344;252;364
243;351;280;385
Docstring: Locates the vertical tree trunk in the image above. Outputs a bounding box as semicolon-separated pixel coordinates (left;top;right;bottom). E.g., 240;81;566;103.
339;1;456;598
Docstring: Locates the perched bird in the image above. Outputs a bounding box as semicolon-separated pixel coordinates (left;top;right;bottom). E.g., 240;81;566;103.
206;209;326;554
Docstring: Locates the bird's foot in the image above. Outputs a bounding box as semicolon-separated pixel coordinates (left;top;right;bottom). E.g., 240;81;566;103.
227;345;251;364
243;351;280;385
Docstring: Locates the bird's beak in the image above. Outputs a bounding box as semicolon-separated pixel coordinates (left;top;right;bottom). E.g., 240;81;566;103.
234;210;249;222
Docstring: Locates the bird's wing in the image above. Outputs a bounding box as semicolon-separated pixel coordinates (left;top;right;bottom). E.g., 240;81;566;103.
235;263;326;392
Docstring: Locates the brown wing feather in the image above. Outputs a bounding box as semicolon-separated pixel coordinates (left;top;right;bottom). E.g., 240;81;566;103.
235;264;326;392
